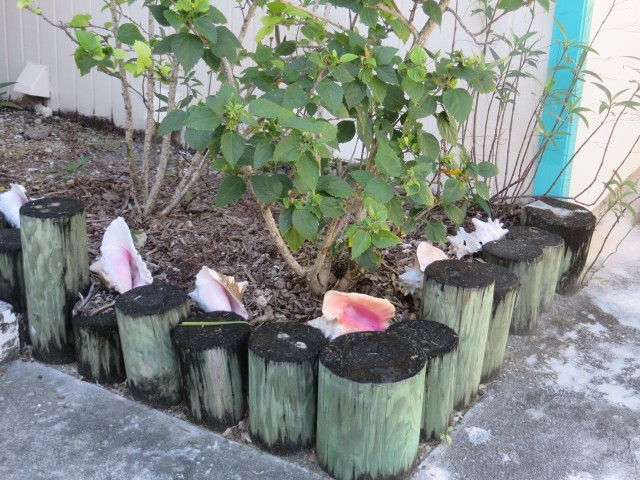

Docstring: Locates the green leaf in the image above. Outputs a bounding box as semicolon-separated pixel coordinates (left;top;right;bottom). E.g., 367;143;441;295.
316;79;343;112
422;0;443;25
360;7;379;27
443;177;467;203
498;0;525;12
318;197;345;218
476;180;491;201
221;131;244;166
425;220;447;245
214;26;241;63
117;24;145;45
351;229;372;259
283;83;310;109
253;139;273;168
275;40;296;56
292;208;319;241
148;5;171;26
443;203;466;225
317;176;353;198
372;230;401;249
69;14;91;28
252;175;283;203
296;155;320;192
215;176;246;207
248;98;285;119
471;70;496;93
410;46;427;65
417;132;440;158
375;65;399;85
194;16;218;45
443;88;473;123
350;169;374;186
387;197;404;227
355;246;380;271
477;161;499;178
401;77;425;104
437;112;459;145
369;77;387;103
375;140;403;177
340;53;359;63
336;120;356;143
184;128;211;152
537;0;550;11
172;33;204;72
344;81;367;109
283;227;305;251
365;178;395;203
185;107;221;131
157;110;187;136
76;30;99;52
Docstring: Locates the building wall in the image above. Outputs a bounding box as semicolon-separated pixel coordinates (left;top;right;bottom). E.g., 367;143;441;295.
570;0;640;207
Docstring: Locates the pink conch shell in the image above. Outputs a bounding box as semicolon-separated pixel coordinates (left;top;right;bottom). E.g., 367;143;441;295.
0;183;29;228
309;290;395;339
90;217;153;294
416;242;448;271
189;266;249;319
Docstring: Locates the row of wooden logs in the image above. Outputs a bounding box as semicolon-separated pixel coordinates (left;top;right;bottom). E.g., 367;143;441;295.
0;196;597;480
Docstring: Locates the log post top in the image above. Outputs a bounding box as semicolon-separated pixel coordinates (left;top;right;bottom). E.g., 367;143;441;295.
424;260;495;289
173;312;250;350
388;320;458;358
508;226;564;248
73;313;118;329
115;283;188;317
0;229;22;252
20;197;86;219
249;322;327;363
483;239;543;263
480;263;520;294
320;331;427;384
523;198;596;230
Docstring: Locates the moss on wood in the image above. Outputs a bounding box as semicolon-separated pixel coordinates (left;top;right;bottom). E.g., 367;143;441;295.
73;314;126;384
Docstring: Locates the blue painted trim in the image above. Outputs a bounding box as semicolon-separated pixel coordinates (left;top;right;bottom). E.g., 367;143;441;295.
533;0;594;197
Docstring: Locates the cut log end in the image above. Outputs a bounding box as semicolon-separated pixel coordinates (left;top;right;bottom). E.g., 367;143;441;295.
388;320;458;358
173;311;250;350
424;259;495;290
482;239;543;263
508;225;564;248
116;283;188;317
481;263;520;298
20;196;86;220
249;322;327;364
320;331;426;384
523;197;596;230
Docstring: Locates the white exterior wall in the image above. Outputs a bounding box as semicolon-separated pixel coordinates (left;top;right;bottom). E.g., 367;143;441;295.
570;0;640;207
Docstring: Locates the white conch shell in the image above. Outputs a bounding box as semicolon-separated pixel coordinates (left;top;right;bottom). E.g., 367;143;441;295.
90;217;153;294
399;242;449;295
416;242;448;271
189;266;249;319
471;217;508;245
447;227;482;259
0;183;29;228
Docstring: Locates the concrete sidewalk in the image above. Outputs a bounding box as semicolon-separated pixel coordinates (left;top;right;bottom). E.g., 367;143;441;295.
1;225;639;480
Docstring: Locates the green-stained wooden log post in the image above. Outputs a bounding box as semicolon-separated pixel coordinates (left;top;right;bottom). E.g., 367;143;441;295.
388;320;458;441
421;260;495;409
317;332;426;480
173;312;250;431
480;264;520;383
115;283;189;407
249;322;327;454
20;197;90;364
0;229;26;313
0;214;7;229
507;226;564;312
522;197;596;294
72;314;126;384
482;240;543;336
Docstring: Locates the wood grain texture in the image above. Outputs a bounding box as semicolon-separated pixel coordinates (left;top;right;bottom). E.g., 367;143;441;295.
316;365;425;480
421;261;494;409
481;286;518;382
115;284;189;407
20;197;90;364
0;229;26;313
73;314;125;384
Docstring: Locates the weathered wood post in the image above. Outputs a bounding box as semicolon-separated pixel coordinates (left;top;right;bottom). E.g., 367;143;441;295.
20;197;90;364
522;197;596;294
0;229;26;313
173;311;250;431
482;240;543;335
115;283;189;407
507;226;564;312
72;314;126;384
0;301;19;365
388;320;458;441
480;264;520;383
317;332;426;480
248;322;327;454
0;214;7;229
421;260;494;409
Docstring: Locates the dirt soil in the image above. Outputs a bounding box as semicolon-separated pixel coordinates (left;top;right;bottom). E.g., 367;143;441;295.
0;108;425;325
